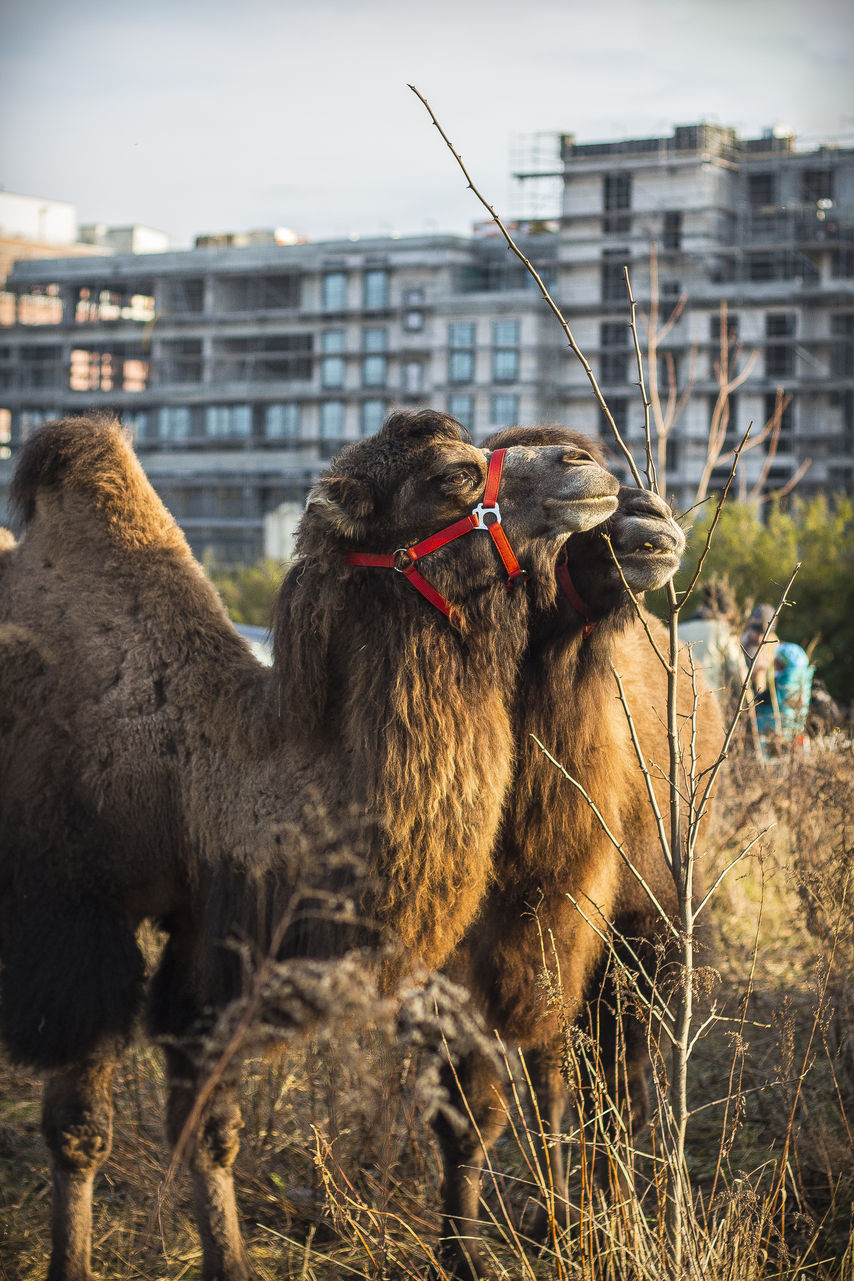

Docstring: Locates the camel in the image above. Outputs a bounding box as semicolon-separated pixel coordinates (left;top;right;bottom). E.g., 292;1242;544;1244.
0;410;621;1281
435;425;722;1276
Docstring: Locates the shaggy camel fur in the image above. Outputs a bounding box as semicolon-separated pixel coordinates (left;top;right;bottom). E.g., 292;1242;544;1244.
0;410;620;1281
436;426;722;1276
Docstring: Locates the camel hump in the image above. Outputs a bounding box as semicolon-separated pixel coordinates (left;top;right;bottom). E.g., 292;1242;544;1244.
10;415;186;553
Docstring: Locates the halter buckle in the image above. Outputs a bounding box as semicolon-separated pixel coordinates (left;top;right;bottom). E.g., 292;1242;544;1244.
471;500;501;530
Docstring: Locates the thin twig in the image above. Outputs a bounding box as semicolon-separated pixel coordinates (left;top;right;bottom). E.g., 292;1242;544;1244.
409;83;644;485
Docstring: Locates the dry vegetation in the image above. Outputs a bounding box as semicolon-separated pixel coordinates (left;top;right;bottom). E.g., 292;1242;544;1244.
1;737;852;1280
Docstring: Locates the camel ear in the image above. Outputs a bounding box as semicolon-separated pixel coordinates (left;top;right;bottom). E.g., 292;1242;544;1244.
306;474;377;540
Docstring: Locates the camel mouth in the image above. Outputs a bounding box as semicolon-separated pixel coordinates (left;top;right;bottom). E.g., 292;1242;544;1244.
613;519;686;564
546;494;620;531
620;542;682;561
615;544;683;590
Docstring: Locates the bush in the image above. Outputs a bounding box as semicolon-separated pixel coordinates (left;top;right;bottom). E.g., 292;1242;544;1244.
209;559;285;627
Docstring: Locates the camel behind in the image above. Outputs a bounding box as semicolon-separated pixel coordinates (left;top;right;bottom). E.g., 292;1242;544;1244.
0;418;271;1068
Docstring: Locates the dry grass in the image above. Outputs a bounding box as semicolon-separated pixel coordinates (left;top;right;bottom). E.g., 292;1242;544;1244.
1;740;853;1280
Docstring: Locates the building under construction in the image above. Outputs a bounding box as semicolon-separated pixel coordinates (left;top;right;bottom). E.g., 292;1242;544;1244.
1;122;852;562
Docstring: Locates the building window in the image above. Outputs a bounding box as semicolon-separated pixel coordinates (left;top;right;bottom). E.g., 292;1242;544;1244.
321;355;345;388
448;351;473;382
360;399;386;436
710;311;740;345
603;173;632;234
363;270;389;310
832;249;854;279
492;320;519;347
363;327;388;352
830;312;854;377
403;360;423;394
599;397;628;438
448;394;474;431
748;172;777;208
321;330;346;354
657;348;681;389
601;250;628;304
158;407;191;440
803;168;834;205
265;403;301;439
491;394;518;426
492;348;519;382
404;310;424;331
322;272;347;310
404;288;425;306
206;405;252;438
766;312;796;339
765;312;796;379
708;393;741;447
448;322;476;385
663;211;682;251
449;322;476;348
600;321;629;384
665;437;681;474
319;400;345;439
362;355;387;387
492;319;519;383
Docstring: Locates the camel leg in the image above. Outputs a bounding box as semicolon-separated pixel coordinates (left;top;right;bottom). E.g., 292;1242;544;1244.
41;1058;118;1281
566;991;650;1209
433;1049;508;1279
593;1001;650;1200
523;1044;573;1241
165;1046;253;1281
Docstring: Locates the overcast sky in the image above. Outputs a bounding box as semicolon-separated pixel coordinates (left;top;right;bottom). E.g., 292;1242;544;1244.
2;0;852;247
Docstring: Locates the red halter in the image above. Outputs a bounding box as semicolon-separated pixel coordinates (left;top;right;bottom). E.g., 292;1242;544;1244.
556;552;595;638
345;448;526;624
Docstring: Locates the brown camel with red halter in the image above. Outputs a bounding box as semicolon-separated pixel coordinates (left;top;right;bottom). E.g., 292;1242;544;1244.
0;410;621;1281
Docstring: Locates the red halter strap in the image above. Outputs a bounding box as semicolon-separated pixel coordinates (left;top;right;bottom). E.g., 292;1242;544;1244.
345;448;526;623
556;553;595;638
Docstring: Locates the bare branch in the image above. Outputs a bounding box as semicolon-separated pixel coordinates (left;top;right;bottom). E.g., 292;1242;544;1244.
678;422;753;610
602;534;671;669
624;267;658;492
611;663;673;872
531;735;679;934
409;84;644;486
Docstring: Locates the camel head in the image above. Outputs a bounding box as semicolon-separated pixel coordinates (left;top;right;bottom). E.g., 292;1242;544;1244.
299;410;620;621
558;483;685;624
484;425;684;631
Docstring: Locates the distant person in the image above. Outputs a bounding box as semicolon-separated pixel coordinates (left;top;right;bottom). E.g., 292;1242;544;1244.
758;639;814;743
679;579;746;705
741;603;779;695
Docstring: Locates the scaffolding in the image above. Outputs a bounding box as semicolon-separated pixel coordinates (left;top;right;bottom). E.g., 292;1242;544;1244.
509;132;564;221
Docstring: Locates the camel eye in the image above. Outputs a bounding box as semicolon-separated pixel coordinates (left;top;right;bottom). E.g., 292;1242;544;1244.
444;469;476;489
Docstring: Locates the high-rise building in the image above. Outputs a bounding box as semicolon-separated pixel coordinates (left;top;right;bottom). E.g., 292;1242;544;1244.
531;123;854;507
1;123;851;562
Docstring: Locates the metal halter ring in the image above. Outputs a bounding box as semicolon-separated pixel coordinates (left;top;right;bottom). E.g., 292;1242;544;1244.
471;501;501;529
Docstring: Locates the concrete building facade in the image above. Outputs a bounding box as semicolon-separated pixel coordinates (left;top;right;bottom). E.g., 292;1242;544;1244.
1;123;852;562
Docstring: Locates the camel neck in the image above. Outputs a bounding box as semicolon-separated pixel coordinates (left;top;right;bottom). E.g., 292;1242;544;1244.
275;566;528;968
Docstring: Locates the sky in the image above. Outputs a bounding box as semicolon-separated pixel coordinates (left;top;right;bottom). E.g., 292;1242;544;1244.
2;0;853;248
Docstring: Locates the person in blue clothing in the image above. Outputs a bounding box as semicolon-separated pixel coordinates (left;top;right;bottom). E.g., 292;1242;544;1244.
742;604;813;744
